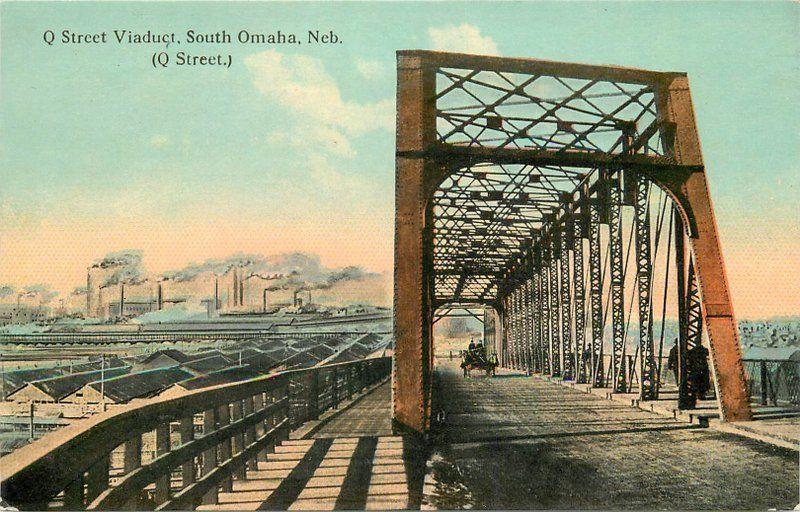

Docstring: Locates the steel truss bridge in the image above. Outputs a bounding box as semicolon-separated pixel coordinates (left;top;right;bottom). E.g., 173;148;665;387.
393;50;751;433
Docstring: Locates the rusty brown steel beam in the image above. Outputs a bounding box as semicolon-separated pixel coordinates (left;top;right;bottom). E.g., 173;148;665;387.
651;76;752;422
400;143;697;171
393;53;437;435
397;50;685;86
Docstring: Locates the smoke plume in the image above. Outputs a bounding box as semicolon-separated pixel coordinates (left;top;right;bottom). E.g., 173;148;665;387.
94;250;146;286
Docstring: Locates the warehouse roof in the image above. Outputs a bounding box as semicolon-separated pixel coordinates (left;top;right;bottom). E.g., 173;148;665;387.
138;349;193;365
240;352;282;372
9;366;131;401
86;366;194;403
174;365;266;391
2;368;64;398
182;355;231;375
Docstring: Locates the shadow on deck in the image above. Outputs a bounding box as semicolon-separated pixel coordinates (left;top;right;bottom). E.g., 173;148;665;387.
424;360;798;510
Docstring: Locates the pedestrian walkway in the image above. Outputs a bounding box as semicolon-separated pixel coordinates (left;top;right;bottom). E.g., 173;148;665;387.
423;361;799;510
199;382;426;511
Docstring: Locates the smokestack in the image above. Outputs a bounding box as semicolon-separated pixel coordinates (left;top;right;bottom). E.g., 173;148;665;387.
239;274;245;307
232;268;239;307
119;283;125;319
214;276;220;310
262;288;268;313
86;269;94;317
98;286;105;319
157;281;163;310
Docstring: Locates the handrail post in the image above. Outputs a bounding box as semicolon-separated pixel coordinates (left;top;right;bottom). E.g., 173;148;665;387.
201;408;219;505
253;392;268;463
332;367;339;409
122;433;142;509
266;388;280;449
85;455;110;504
280;382;291;443
244;396;258;471
179;416;195;489
231;400;246;480
217;404;233;492
346;366;354;401
123;434;142;473
154;423;172;505
309;369;320;420
63;474;85;510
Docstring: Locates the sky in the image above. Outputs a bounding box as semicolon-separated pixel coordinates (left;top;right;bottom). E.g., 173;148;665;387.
1;1;798;318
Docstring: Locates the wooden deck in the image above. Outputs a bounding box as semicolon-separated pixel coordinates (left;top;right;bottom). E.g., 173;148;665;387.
199;382;426;511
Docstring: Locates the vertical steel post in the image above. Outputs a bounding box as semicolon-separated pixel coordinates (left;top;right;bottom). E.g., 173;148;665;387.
511;289;519;369
541;256;552;375
634;173;657;399
524;279;534;373
608;172;627;393
573;220;587;384
549;241;562;377
531;272;541;373
393;53;436;433
560;224;574;380
588;202;605;387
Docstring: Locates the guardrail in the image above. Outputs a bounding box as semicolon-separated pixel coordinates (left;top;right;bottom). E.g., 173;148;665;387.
0;356;392;510
743;359;800;406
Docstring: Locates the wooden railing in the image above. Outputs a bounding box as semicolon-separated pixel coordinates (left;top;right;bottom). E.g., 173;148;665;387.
0;356;392;510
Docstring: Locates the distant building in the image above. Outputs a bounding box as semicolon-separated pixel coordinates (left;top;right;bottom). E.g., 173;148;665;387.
107;298;185;319
0;304;50;325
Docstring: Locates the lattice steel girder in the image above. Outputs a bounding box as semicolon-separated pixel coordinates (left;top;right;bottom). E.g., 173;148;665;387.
517;285;526;370
608;171;627;393
524;278;534;372
559;222;574;380
635;173;658;400
674;215;692;409
549;244;562;377
540;264;552;375
510;289;519;369
532;271;543;373
588;202;605;387
573;220;588;383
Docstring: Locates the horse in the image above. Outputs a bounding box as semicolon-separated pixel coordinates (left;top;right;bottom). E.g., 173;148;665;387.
460;352;498;377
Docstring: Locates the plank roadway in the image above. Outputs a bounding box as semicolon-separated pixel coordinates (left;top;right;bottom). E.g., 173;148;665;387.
424;361;799;510
199;382;426;511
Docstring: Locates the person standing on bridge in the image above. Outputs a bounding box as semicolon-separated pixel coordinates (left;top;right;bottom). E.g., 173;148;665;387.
667;340;680;384
687;344;711;401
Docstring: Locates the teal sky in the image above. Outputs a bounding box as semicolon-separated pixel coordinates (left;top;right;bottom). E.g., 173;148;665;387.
1;1;798;317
